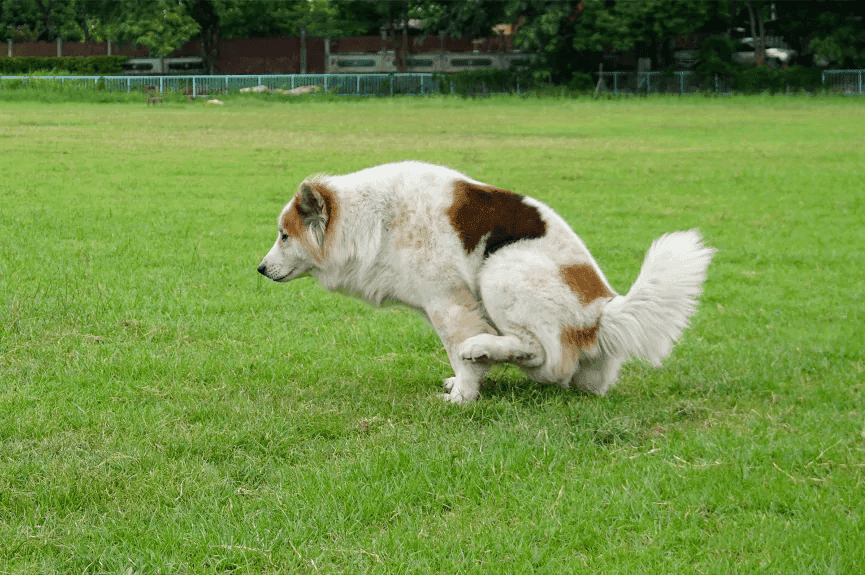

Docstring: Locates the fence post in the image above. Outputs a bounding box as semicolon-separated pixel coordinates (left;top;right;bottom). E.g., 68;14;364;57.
715;73;718;93
614;72;618;95
357;74;360;94
390;74;394;96
680;72;684;94
300;27;307;75
193;77;196;97
57;37;62;57
127;76;130;92
7;39;11;57
159;76;163;93
107;40;111;55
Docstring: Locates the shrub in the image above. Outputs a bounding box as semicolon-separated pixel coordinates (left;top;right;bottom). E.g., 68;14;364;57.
695;36;738;84
0;56;129;75
434;68;534;97
733;66;824;94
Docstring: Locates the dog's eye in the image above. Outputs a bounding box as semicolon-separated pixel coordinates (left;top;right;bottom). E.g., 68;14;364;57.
281;233;289;242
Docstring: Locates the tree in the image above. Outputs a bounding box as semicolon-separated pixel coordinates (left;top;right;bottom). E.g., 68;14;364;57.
1;0;82;41
416;0;721;82
744;0;766;66
110;0;199;57
414;0;509;39
806;4;865;68
215;0;313;38
187;0;219;73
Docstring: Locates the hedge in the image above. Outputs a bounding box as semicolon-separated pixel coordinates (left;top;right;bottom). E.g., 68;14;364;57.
0;56;129;75
433;67;534;96
732;66;824;94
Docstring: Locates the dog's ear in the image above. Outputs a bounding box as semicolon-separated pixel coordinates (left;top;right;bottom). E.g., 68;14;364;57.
296;183;328;247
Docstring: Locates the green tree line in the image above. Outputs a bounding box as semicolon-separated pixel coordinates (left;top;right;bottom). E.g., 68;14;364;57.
2;0;863;79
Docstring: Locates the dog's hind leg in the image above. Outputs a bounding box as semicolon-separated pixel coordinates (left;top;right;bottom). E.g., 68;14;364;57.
572;353;624;396
458;333;543;366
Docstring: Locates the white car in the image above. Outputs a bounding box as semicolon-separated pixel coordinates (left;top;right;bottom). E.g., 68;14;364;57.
732;38;796;67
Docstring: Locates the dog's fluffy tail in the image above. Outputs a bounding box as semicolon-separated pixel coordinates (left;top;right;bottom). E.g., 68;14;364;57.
598;230;715;367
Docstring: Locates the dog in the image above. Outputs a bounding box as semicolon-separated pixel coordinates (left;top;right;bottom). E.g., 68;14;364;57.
257;161;715;402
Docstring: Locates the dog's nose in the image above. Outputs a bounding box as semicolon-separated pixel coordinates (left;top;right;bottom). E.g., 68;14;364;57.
257;263;268;276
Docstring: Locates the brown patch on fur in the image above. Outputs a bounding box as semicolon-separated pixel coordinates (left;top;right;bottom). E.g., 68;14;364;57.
297;181;339;238
561;325;598;350
560;325;599;377
447;181;546;256
391;203;434;251
280;207;303;240
280;181;340;262
560;264;614;304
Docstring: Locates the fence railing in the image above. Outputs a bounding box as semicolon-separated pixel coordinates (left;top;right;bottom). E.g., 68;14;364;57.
822;70;864;94
0;73;440;96
2;71;863;97
597;70;863;95
596;72;718;95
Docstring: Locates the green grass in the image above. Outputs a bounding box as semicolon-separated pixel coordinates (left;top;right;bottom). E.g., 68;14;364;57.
1;95;863;574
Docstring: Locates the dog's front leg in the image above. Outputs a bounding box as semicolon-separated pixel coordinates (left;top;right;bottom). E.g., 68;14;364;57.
426;295;498;403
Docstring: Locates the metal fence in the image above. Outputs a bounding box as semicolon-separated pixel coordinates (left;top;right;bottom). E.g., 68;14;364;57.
597;70;864;95
0;73;440;96
2;70;863;96
822;70;864;94
596;71;744;95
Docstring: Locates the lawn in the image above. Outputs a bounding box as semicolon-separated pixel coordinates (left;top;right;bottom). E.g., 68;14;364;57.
0;94;863;574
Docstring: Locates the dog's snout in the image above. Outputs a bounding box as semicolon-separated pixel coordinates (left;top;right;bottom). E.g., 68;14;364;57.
257;263;268;276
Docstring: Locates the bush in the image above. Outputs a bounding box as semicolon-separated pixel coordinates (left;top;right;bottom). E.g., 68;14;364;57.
0;77;146;103
433;68;534;97
696;35;825;94
695;36;738;83
0;56;129;75
733;65;824;94
567;72;594;91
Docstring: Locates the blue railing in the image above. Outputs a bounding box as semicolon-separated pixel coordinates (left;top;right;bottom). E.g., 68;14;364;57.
0;73;440;96
821;70;864;94
2;70;862;96
598;70;863;95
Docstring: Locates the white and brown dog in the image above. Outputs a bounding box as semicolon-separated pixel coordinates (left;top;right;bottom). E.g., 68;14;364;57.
257;161;715;402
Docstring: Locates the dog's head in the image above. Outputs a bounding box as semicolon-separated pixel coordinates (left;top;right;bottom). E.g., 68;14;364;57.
257;182;335;282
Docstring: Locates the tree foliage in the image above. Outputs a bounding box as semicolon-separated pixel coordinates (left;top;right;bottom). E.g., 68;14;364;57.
807;7;865;68
1;0;863;78
114;1;199;57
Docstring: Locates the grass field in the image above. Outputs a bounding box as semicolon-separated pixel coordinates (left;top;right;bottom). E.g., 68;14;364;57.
1;94;863;574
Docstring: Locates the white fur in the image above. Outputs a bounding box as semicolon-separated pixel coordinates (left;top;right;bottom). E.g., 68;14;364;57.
258;161;715;402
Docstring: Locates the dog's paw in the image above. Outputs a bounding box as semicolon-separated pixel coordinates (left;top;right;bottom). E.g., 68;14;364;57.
459;337;534;364
439;389;479;403
458;341;492;363
443;376;456;391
